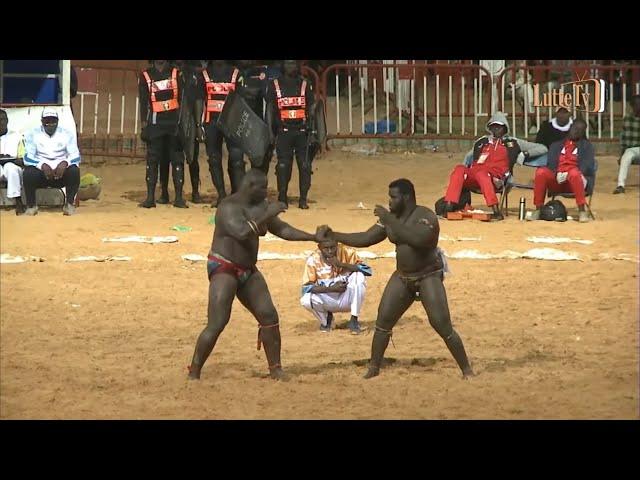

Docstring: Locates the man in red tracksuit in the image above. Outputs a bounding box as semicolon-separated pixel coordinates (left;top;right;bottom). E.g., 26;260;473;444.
530;118;595;223
443;112;521;221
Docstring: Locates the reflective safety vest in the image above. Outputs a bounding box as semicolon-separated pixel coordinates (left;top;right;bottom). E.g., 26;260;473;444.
142;68;179;113
202;68;239;123
274;79;307;121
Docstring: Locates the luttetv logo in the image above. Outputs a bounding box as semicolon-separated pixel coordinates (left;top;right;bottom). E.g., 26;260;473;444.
533;73;606;113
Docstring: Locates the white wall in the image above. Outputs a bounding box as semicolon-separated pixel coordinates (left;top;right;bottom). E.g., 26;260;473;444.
4;105;77;139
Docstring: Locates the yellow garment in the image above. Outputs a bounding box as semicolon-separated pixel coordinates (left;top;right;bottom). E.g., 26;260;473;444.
17;138;25;158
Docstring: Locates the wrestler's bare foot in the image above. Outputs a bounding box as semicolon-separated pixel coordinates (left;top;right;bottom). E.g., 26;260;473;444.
269;367;290;381
187;365;201;380
462;368;475;380
363;366;380;379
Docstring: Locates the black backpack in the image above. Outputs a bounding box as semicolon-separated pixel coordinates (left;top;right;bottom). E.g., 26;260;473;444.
435;190;471;217
540;199;568;221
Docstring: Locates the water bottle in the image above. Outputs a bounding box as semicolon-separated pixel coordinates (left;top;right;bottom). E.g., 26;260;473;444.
519;197;526;221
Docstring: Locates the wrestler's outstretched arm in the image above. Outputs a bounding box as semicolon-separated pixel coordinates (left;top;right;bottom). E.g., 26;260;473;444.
320;223;388;248
267;216;323;242
218;201;286;241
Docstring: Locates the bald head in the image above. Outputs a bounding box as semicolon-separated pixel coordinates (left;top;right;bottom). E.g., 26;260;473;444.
241;169;267;188
240;168;268;203
568;118;587;141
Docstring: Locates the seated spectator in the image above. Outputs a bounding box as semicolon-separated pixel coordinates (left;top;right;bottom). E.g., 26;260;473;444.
23;110;81;216
613;94;640;194
461;136;548;168
529;118;594;223
535;106;573;147
443;112;530;221
300;238;372;334
0;109;26;215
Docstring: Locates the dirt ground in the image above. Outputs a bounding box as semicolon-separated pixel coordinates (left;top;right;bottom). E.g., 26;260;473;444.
1;149;638;419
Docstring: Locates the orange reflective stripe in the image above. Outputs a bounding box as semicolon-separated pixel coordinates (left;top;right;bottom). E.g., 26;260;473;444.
207;99;226;112
151;98;179;113
171;68;178;99
300;80;307;96
231;68;239;83
279;109;306;120
274;79;282;98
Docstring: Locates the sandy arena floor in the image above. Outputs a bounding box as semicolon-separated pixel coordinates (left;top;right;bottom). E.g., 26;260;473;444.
1;149;638;419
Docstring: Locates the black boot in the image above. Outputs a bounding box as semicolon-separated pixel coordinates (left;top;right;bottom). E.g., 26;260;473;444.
189;159;203;203
172;161;188;208
276;163;290;209
209;156;226;207
157;159;170;204
139;160;158;208
298;161;311;209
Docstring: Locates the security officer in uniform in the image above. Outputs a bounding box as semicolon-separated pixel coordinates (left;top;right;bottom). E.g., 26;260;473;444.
138;59;188;208
266;59;315;209
168;60;206;203
237;60;271;174
198;60;245;207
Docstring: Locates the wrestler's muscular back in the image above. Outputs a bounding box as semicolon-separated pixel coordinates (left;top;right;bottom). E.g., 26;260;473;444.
386;205;442;275
209;198;270;267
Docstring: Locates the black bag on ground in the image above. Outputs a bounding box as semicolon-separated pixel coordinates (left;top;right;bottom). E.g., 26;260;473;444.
434;190;471;217
540;199;567;221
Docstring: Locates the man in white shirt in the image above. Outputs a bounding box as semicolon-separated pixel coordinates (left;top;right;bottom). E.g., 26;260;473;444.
0;109;26;215
23;109;81;215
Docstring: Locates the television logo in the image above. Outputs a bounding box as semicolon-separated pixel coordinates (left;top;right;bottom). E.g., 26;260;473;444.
533;75;606;113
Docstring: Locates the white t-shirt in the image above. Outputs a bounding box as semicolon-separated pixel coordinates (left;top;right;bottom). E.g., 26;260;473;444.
0;131;24;157
24;126;81;170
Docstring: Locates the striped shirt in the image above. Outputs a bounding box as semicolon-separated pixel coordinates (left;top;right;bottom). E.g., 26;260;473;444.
301;243;372;295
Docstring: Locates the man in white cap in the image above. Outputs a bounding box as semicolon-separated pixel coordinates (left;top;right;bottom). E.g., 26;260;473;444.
22;109;81;215
0;109;26;215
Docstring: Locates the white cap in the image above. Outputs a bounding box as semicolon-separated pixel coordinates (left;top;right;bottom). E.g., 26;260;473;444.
41;109;59;119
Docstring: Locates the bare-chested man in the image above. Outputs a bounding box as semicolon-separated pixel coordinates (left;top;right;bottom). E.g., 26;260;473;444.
319;178;474;379
188;169;324;381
